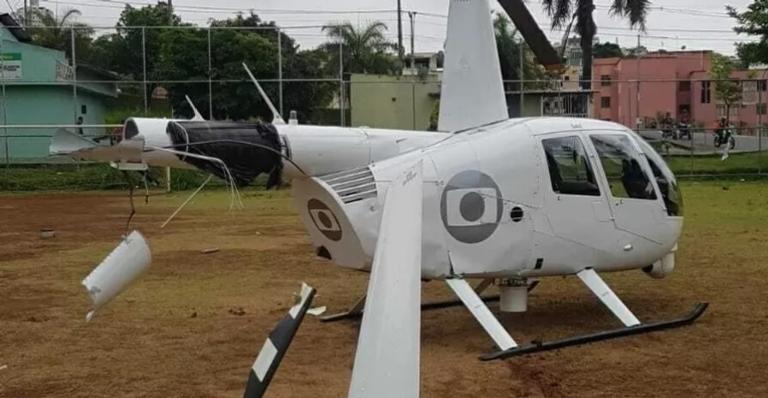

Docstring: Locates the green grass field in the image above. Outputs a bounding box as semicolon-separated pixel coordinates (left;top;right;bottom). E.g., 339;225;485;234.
666;152;768;175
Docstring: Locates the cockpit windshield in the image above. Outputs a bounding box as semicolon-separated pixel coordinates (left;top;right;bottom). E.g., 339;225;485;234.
636;137;684;216
590;134;657;200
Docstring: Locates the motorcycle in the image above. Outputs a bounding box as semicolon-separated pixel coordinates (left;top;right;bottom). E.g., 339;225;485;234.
714;127;736;149
676;122;692;140
661;122;678;140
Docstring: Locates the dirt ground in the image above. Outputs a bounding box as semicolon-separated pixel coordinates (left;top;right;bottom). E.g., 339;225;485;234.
1;181;768;397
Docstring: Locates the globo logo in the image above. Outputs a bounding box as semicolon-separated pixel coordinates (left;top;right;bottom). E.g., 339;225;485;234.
307;199;342;242
441;170;502;244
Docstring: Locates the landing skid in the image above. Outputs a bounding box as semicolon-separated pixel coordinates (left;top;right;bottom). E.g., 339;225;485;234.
481;302;708;360
320;281;539;323
445;269;708;360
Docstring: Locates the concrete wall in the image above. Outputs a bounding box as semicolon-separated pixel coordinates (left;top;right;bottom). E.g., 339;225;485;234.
0;86;108;161
350;73;440;131
0;27;117;163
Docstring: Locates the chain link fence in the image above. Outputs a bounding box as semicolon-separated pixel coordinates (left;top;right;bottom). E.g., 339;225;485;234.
1;25;766;182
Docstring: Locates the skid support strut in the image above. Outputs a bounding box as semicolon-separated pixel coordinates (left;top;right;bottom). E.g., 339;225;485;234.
320;279;539;323
481;269;708;360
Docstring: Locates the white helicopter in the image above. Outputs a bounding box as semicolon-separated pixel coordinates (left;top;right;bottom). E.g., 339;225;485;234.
73;0;706;396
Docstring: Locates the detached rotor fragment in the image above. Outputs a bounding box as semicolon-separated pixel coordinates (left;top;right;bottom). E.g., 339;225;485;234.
166;121;284;188
82;231;152;321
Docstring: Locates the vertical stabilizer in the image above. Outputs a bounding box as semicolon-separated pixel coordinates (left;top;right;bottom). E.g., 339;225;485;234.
438;0;508;132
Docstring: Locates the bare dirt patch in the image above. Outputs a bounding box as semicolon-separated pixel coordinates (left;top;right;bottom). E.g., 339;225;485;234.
1;182;767;397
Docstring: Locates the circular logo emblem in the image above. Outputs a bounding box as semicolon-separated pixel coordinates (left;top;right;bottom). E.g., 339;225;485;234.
440;171;502;244
307;199;342;241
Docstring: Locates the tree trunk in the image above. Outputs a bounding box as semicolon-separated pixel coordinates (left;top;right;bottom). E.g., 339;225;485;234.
578;0;596;91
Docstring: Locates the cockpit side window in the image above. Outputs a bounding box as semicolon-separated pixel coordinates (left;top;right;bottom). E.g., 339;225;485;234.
542;136;600;196
590;134;657;200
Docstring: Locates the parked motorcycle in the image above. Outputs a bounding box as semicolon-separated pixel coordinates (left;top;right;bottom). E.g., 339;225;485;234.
676;123;692;140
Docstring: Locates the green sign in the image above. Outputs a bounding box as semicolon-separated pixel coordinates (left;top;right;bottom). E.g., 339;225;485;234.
0;52;22;80
0;53;21;61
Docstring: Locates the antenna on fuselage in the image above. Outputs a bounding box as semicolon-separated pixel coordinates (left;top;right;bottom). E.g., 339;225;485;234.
242;62;286;125
184;95;205;121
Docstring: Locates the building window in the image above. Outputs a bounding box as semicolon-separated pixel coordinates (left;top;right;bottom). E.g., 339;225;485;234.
601;75;611;87
758;103;767;115
759;80;767;92
679;81;691;92
601;97;611;108
542;136;600;196
701;81;711;104
81;104;87;114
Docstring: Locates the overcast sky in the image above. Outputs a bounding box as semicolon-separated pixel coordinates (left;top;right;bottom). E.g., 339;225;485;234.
1;0;760;55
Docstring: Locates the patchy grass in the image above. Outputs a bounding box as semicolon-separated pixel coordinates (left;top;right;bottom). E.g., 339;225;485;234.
1;182;768;397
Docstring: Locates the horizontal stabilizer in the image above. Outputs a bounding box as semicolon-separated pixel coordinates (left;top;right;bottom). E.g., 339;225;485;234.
49;128;98;156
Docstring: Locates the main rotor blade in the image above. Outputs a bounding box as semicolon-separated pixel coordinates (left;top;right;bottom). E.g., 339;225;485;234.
497;0;563;70
348;162;424;398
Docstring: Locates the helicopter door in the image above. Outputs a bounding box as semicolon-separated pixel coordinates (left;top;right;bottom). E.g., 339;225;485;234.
587;134;665;242
540;134;618;255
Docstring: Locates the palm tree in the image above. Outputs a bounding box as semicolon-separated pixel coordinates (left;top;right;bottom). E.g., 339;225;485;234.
321;21;399;75
27;8;93;60
542;0;649;90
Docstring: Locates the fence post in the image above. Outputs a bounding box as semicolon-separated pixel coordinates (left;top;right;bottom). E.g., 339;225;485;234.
71;27;78;122
1;34;7;166
519;40;524;116
142;27;148;116
277;27;284;119
339;43;344;127
166;167;172;193
208;27;213;119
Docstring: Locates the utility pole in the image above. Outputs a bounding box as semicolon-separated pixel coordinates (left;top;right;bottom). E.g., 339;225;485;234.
409;12;415;72
409;11;416;129
397;0;404;73
167;0;173;25
23;0;28;25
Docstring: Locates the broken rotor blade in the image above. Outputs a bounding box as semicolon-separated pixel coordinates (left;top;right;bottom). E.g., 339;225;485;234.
244;283;316;398
82;230;152;321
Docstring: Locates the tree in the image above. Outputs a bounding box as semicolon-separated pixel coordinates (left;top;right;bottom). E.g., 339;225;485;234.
27;8;94;60
320;21;399;75
711;53;742;124
541;0;649;90
494;13;547;87
594;42;623;58
728;1;768;67
155;12;336;122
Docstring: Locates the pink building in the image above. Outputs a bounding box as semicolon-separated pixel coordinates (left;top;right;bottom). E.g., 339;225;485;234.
592;51;768;132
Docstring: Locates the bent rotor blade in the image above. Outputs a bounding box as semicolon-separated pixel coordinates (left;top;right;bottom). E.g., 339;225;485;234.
348;162;423;398
244;283;316;398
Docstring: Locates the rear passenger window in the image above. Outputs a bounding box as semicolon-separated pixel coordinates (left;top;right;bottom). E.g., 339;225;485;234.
590;134;657;200
543;136;600;196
